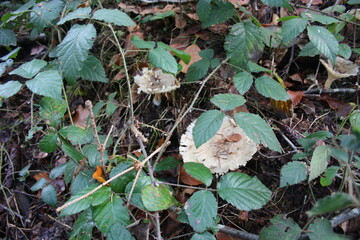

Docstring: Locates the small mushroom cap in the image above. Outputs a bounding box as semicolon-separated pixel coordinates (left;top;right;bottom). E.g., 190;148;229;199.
179;116;258;175
134;68;180;94
320;57;359;89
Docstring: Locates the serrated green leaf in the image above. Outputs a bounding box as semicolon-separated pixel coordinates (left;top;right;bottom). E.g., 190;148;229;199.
31;178;47;191
69;210;94;240
141;11;174;23
191;232;216;240
82;144;108;168
201;1;236;28
280;161;307;187
60;185;97;216
234;112;282;152
329;146;348;162
88;186;111;206
125;176;152;209
64;160;76;184
210;58;220;68
307;26;339;65
339;43;351;59
0;47;21;61
225;21;265;59
131;35;156;49
196;0;211;22
307;219;350;240
57;7;91;25
155;157;181;172
78;55;108;83
299;42;321;57
233;71;253;94
307;193;355;217
193;110;225;148
10;59;47;79
56;24;96;84
50;163;66;179
93;8;134;26
61;140;86;163
71;170;96;194
259;214;302;240
309;145;330;181
110;161;137;193
142;184;176;211
0;29;16;46
248;61;272;73
281;18;308;44
186;59;210;82
108;223;135;240
255;76;289;101
199;49;214;59
59;126;87;144
42;184;57;207
149;47;178;74
348;0;360;4
39;97;67;127
26;70;63;100
183;162;213;186
30;0;64;32
185;190;217;232
157;42;191;64
39;133;58;153
261;0;291;9
0;81;22;98
217;172;271;211
320;166;340;186
210;94;246;111
301;12;339;25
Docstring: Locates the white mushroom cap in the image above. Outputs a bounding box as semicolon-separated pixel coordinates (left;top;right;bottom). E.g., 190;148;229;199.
134;68;180;94
320;57;359;89
179;116;258;175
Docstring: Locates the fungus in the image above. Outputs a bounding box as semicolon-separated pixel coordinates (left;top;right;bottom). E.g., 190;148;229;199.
179;116;258;175
320;57;359;89
134;67;180;106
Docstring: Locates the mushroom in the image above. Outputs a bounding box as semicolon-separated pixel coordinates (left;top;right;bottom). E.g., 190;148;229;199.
134;67;180;106
320;57;359;89
179;116;258;175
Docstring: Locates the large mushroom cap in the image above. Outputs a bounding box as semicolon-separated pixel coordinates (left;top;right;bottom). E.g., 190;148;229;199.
134;68;180;94
179;116;258;175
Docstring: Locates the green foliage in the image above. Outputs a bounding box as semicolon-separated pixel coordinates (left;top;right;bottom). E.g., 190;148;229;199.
199;0;236;28
307;193;355;217
233;71;254;94
57;7;91;25
141;184;177;211
125;176;152;209
280;161;307;188
149;47;178;74
30;0;64;33
155;157;181;171
186;49;219;81
183;162;213;186
39;133;58;153
0;81;22;98
10;59;47;78
320;166;340;186
210;94;246;111
41;184;57;207
25;70;63;100
110;161;137;193
191;232;216;240
307;219;350;240
309;145;330;181
259;215;302;240
255;76;290;101
0;29;16;46
281;17;308;44
92;9;135;27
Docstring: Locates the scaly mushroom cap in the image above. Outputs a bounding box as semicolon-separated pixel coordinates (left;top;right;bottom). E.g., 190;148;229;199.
179;116;258;175
134;68;180;94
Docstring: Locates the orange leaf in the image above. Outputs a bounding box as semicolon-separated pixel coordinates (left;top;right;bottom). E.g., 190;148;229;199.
225;133;242;142
33;172;51;183
288;90;304;107
180;167;202;186
93;166;109;186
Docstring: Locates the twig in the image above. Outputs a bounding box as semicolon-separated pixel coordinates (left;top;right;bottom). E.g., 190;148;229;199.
218;225;259;240
304;88;359;95
331;207;360;228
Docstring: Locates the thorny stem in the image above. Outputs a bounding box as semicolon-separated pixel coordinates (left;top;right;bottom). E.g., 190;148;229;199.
56;142;167;213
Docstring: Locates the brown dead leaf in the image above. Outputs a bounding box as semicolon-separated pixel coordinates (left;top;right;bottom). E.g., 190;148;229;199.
209;23;228;34
289;73;303;83
319;95;354;118
125;31;144;58
225;133;242;142
33;172;51;182
36;152;48;159
175;14;187;29
238;211;249;222
30;45;45;56
216;228;244;240
301;98;316;115
186;13;199;21
288;90;304;107
228;0;250;8
180;167;202;186
113;70;126;81
73;105;90;129
301;0;322;5
271;99;294;118
179;44;201;73
109;54;122;68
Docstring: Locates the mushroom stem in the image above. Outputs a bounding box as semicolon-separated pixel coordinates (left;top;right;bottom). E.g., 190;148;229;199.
153;93;162;106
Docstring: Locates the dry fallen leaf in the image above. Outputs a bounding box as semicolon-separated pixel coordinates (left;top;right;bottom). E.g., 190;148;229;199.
73;105;90;129
179;44;201;73
228;0;250;8
93;166;109;186
180;167;203;186
288;90;304;107
33;172;51;182
175;14;187;29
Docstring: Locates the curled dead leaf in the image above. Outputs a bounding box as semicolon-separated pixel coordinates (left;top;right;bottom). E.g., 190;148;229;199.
93;166;109;186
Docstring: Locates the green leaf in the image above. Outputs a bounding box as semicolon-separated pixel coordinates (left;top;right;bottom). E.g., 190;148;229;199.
307;193;355;217
186;59;210;82
93;8;135;27
31;178;47;191
69;210;94;240
71;170;96;194
299;42;321;57
281;17;308;44
193;110;225;148
82;144;108;168
88;186;111;206
201;1;236;28
39;97;67;127
42;184;57;207
30;0;64;32
149;47;178;74
64;160;76;184
309;145;330;181
248;61;272;73
78;55;108;83
106;102;117;117
320;166;340;186
0;29;16;46
199;49;214;59
108;223;135;240
301;12;339;25
185;190;217;232
56;24;96;84
196;0;211;22
210;94;246;111
191;232;216;240
280;161;307;187
0;81;22;98
307;219;350;240
348;0;360;4
307;26;339;65
26;70;62;100
0;47;21;61
157;42;191;64
93;195;130;233
339;43;351;59
329;146;348;162
141;11;174;23
131;35;156;49
125;176;152;210
39;133;58;153
110;161;137;193
155;157;181;172
142;184;176;211
225;21;265;59
259;215;302;240
261;0;291;9
50;163;67;179
59;126;87;144
10;59;47;79
61;140;86;163
57;7;91;25
183;162;213;186
255;76;289;101
234;112;282;152
217;172;271;211
233;71;253;94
